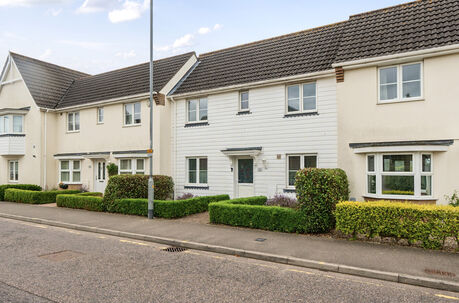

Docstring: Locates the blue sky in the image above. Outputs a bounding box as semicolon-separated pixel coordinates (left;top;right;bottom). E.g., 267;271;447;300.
0;0;410;74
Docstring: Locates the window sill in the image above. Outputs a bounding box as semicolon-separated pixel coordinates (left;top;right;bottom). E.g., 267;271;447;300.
66;131;80;134
362;194;436;201
60;182;82;185
283;188;296;193
0;133;25;137
237;110;251;115
123;123;142;128
184;185;209;190
284;111;318;118
8;180;19;183
377;98;424;105
185;122;209;128
97;122;104;125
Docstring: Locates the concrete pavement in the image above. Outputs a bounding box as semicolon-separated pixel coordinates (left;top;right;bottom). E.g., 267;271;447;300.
0;202;458;292
1;217;458;303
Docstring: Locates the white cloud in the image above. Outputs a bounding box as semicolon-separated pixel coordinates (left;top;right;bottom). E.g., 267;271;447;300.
46;8;62;16
115;50;136;59
77;0;115;14
0;0;68;7
213;23;223;31
39;49;53;60
198;27;211;35
108;0;148;23
59;40;108;50
172;34;194;48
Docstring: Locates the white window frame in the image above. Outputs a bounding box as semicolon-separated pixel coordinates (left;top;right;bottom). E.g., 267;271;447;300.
187;98;208;123
365;152;433;199
285;82;317;114
0;114;24;134
67;112;80;132
8;160;18;182
186;157;208;185
118;158;145;175
286;154;318;188
124;102;141;126
59;160;81;184
378;62;423;104
97;107;104;124
239;91;249;112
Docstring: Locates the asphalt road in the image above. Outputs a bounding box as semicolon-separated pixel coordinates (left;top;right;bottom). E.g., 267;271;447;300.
0;218;457;303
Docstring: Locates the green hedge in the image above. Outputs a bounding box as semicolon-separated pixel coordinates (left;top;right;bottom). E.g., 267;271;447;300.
103;175;174;209
76;192;103;197
295;168;349;233
56;194;104;212
209;197;310;233
335;201;459;249
0;184;42;201
4;189;81;204
110;194;230;218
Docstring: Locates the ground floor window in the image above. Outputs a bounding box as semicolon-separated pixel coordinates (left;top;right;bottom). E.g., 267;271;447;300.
8;160;18;182
119;158;145;175
60;160;81;183
287;154;317;186
187;157;207;184
366;153;432;198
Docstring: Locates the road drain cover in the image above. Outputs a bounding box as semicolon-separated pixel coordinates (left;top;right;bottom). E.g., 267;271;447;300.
255;238;267;242
424;268;456;278
39;250;84;262
161;246;188;253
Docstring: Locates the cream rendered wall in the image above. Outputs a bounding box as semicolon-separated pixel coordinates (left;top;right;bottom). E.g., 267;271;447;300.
173;76;338;198
337;53;459;204
0;62;43;187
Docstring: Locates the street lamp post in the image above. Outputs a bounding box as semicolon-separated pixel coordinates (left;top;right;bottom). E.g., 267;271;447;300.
147;0;154;219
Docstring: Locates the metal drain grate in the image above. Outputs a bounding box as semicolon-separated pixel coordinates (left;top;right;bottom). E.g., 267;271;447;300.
161;246;188;253
255;238;267;242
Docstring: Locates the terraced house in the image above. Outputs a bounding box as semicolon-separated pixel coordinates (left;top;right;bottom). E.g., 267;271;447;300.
0;0;457;204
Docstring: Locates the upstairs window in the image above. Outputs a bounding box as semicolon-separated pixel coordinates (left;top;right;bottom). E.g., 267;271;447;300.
67;112;80;132
239;91;249;112
287;83;317;113
124;102;141;125
0;115;23;134
379;63;422;103
187;98;207;123
287;154;317;186
97;107;104;124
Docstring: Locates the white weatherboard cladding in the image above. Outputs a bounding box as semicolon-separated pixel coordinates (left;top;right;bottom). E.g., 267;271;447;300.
174;77;338;198
0;136;25;155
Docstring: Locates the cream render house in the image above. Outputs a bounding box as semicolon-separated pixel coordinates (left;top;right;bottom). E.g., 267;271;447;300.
1;0;457;204
0;51;196;192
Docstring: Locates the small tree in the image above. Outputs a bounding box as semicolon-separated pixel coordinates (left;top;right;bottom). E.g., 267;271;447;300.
295;168;349;233
107;163;119;177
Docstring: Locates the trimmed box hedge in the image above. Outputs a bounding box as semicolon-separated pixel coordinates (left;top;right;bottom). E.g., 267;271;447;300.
209;197;310;233
4;189;81;204
57;194;104;212
76;192;103;197
335;201;459;249
110;194;230;218
0;184;42;201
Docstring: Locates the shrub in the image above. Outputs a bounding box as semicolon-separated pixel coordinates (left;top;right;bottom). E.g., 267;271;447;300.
58;182;68;189
103;175;174;210
107;163;119;177
295;168;349;233
4;189;81;204
335;201;459;249
110;194;230;218
0;184;42;201
177;193;195;200
266;194;298;209
76;192;103;197
445;191;459;207
57;194;104;212
209;196;310;233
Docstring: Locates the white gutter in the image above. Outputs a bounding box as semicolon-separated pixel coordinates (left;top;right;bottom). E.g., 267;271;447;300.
170;69;335;99
332;44;459;70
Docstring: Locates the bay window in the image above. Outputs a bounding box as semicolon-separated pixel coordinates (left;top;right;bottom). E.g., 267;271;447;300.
379;62;422;102
119;158;145;175
187;98;208;123
287;154;317;186
60;160;81;183
0;115;24;134
187;157;207;184
366;153;432;198
286;82;317;113
124;102;141;125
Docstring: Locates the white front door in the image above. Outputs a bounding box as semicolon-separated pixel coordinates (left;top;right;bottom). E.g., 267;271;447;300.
94;161;107;193
236;158;254;198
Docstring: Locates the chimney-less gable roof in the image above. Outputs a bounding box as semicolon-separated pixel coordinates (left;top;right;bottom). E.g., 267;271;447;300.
172;22;346;95
57;52;195;109
10;52;89;108
334;0;459;63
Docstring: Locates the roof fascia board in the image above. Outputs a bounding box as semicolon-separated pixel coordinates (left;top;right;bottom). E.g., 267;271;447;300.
159;54;197;95
50;92;153;112
333;44;459;70
170;69;335;99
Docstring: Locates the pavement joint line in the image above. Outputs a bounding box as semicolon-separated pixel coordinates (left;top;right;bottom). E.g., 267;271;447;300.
1;212;458;293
